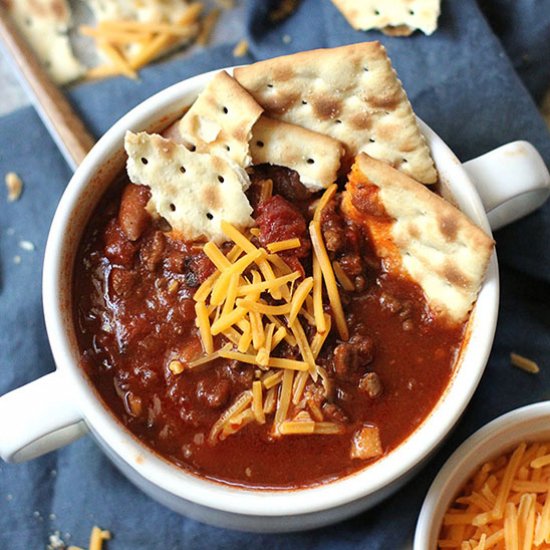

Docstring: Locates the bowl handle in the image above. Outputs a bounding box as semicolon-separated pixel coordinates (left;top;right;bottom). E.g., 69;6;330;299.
0;371;87;463
463;141;550;231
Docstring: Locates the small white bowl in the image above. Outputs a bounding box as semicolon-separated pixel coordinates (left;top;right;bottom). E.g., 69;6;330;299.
414;401;550;549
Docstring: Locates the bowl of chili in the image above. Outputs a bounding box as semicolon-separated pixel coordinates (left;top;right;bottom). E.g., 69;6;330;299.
0;58;548;532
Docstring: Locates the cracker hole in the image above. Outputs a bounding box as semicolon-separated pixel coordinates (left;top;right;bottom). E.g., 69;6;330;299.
180;166;186;173
187;143;196;152
256;140;264;148
369;138;375;143
226;145;231;151
302;100;308;105
222;106;229;114
141;157;148;165
218;175;225;183
335;119;342;124
363;66;368;72
409;9;415;15
169;203;176;212
307;158;315;165
267;84;274;89
374;9;380;16
25;17;32;26
206;212;214;220
402;158;408;164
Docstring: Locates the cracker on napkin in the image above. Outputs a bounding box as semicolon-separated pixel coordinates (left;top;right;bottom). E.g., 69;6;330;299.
234;42;437;184
6;0;84;84
341;154;494;324
177;71;263;168
331;0;441;36
125;131;253;243
250;116;344;190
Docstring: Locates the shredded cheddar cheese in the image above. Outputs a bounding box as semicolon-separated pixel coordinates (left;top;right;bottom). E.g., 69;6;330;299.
233;38;249;58
439;441;550;549
267;237;301;253
332;260;355;291
511;352;540;374
188;217;349;443
67;526;111;550
310;221;349;340
83;3;202;80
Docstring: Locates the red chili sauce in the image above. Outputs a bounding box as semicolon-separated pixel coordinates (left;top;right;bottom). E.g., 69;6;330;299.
73;165;464;489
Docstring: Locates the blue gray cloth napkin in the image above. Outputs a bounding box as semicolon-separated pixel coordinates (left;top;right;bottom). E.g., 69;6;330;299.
1;1;549;548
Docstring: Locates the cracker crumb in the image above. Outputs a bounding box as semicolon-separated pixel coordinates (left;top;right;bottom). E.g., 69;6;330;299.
19;240;35;252
245;466;252;477
282;34;292;44
510;352;540;374
48;532;65;550
6;493;13;501
233;38;249;57
49;513;57;521
6;227;15;236
5;172;23;202
13;255;21;264
270;0;298;21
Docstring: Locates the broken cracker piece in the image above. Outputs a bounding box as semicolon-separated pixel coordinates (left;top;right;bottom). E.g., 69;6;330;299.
250;116;343;190
7;0;84;84
125;131;253;243
341;154;494;324
331;0;440;36
5;172;23;202
177;71;263;170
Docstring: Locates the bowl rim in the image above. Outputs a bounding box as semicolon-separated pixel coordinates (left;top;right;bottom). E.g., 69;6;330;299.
43;66;500;517
414;401;550;549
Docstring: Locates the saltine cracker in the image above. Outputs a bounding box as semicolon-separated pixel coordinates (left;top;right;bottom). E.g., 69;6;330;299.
234;42;437;184
341;154;494;323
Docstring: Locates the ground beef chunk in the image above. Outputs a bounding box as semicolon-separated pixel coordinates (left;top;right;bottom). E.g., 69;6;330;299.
251;165;312;204
110;267;137;297
182;252;216;287
140;231;166;272
320;200;367;289
332;334;375;381
104;219;138;268
322;402;349;424
321;198;347;253
359;372;383;398
196;377;231;409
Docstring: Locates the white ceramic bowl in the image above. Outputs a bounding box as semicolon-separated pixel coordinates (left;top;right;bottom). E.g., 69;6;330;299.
0;66;548;533
414;401;550;549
